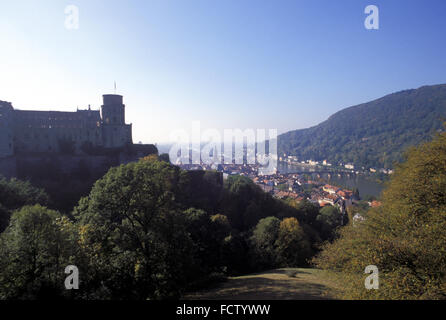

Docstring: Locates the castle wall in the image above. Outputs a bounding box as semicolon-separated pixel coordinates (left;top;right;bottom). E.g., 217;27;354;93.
0;156;17;178
13;126;104;153
1;94;133;157
102;124;132;148
0;102;14;158
12;109;104;154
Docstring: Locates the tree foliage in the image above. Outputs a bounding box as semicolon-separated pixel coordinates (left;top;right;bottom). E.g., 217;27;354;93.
0;176;49;232
0;205;77;299
276;218;312;267
0;157;343;299
314;130;446;299
316;205;342;241
250;217;281;269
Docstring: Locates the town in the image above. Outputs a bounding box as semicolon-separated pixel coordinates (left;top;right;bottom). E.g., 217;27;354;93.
279;154;394;175
177;157;383;223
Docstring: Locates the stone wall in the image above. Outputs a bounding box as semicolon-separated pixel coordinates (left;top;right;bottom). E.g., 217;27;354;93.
0;145;158;211
0;144;158;180
0;156;17;178
12;109;103;154
0;101;14;158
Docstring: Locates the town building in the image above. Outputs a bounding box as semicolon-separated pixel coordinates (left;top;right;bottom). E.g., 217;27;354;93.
344;163;355;170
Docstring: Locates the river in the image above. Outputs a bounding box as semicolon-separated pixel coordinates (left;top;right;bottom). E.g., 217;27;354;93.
278;162;385;198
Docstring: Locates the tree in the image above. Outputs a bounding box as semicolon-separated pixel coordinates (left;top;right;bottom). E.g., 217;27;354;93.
221;175;303;230
276;217;312;267
210;214;231;240
0;205;77;299
250;217;281;269
182;208;230;279
314;129;446;299
222;176;261;230
159;153;170;163
0;176;49;210
0;204;9;233
294;199;319;227
73;159;201;299
316;205;342;241
0;177;50;233
221;233;251;276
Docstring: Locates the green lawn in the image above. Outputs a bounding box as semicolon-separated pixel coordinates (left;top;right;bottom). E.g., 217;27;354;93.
183;268;340;300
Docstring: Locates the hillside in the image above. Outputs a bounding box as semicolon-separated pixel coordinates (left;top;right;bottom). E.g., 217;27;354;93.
278;84;446;169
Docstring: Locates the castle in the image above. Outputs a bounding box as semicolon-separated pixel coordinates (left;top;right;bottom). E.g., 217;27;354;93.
0;94;133;158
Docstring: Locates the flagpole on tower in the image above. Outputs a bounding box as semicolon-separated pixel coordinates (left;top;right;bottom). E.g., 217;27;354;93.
114;81;117;94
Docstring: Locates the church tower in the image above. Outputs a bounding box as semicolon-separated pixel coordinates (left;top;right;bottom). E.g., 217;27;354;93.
101;94;132;148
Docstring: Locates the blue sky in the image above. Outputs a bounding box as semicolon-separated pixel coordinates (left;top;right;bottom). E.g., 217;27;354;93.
1;0;445;143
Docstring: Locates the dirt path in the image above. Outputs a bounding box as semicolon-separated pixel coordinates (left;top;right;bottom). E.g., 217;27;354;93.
183;268;338;300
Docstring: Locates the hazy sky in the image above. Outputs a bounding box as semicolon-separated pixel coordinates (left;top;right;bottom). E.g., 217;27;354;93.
1;0;445;143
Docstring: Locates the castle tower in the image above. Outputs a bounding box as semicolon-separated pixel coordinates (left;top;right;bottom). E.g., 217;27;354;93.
0;101;14;158
101;94;132;148
101;94;125;125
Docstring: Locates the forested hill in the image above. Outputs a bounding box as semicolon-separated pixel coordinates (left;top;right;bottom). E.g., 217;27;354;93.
278;84;446;169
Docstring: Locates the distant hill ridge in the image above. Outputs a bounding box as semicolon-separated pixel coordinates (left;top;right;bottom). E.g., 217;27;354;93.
278;84;446;169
